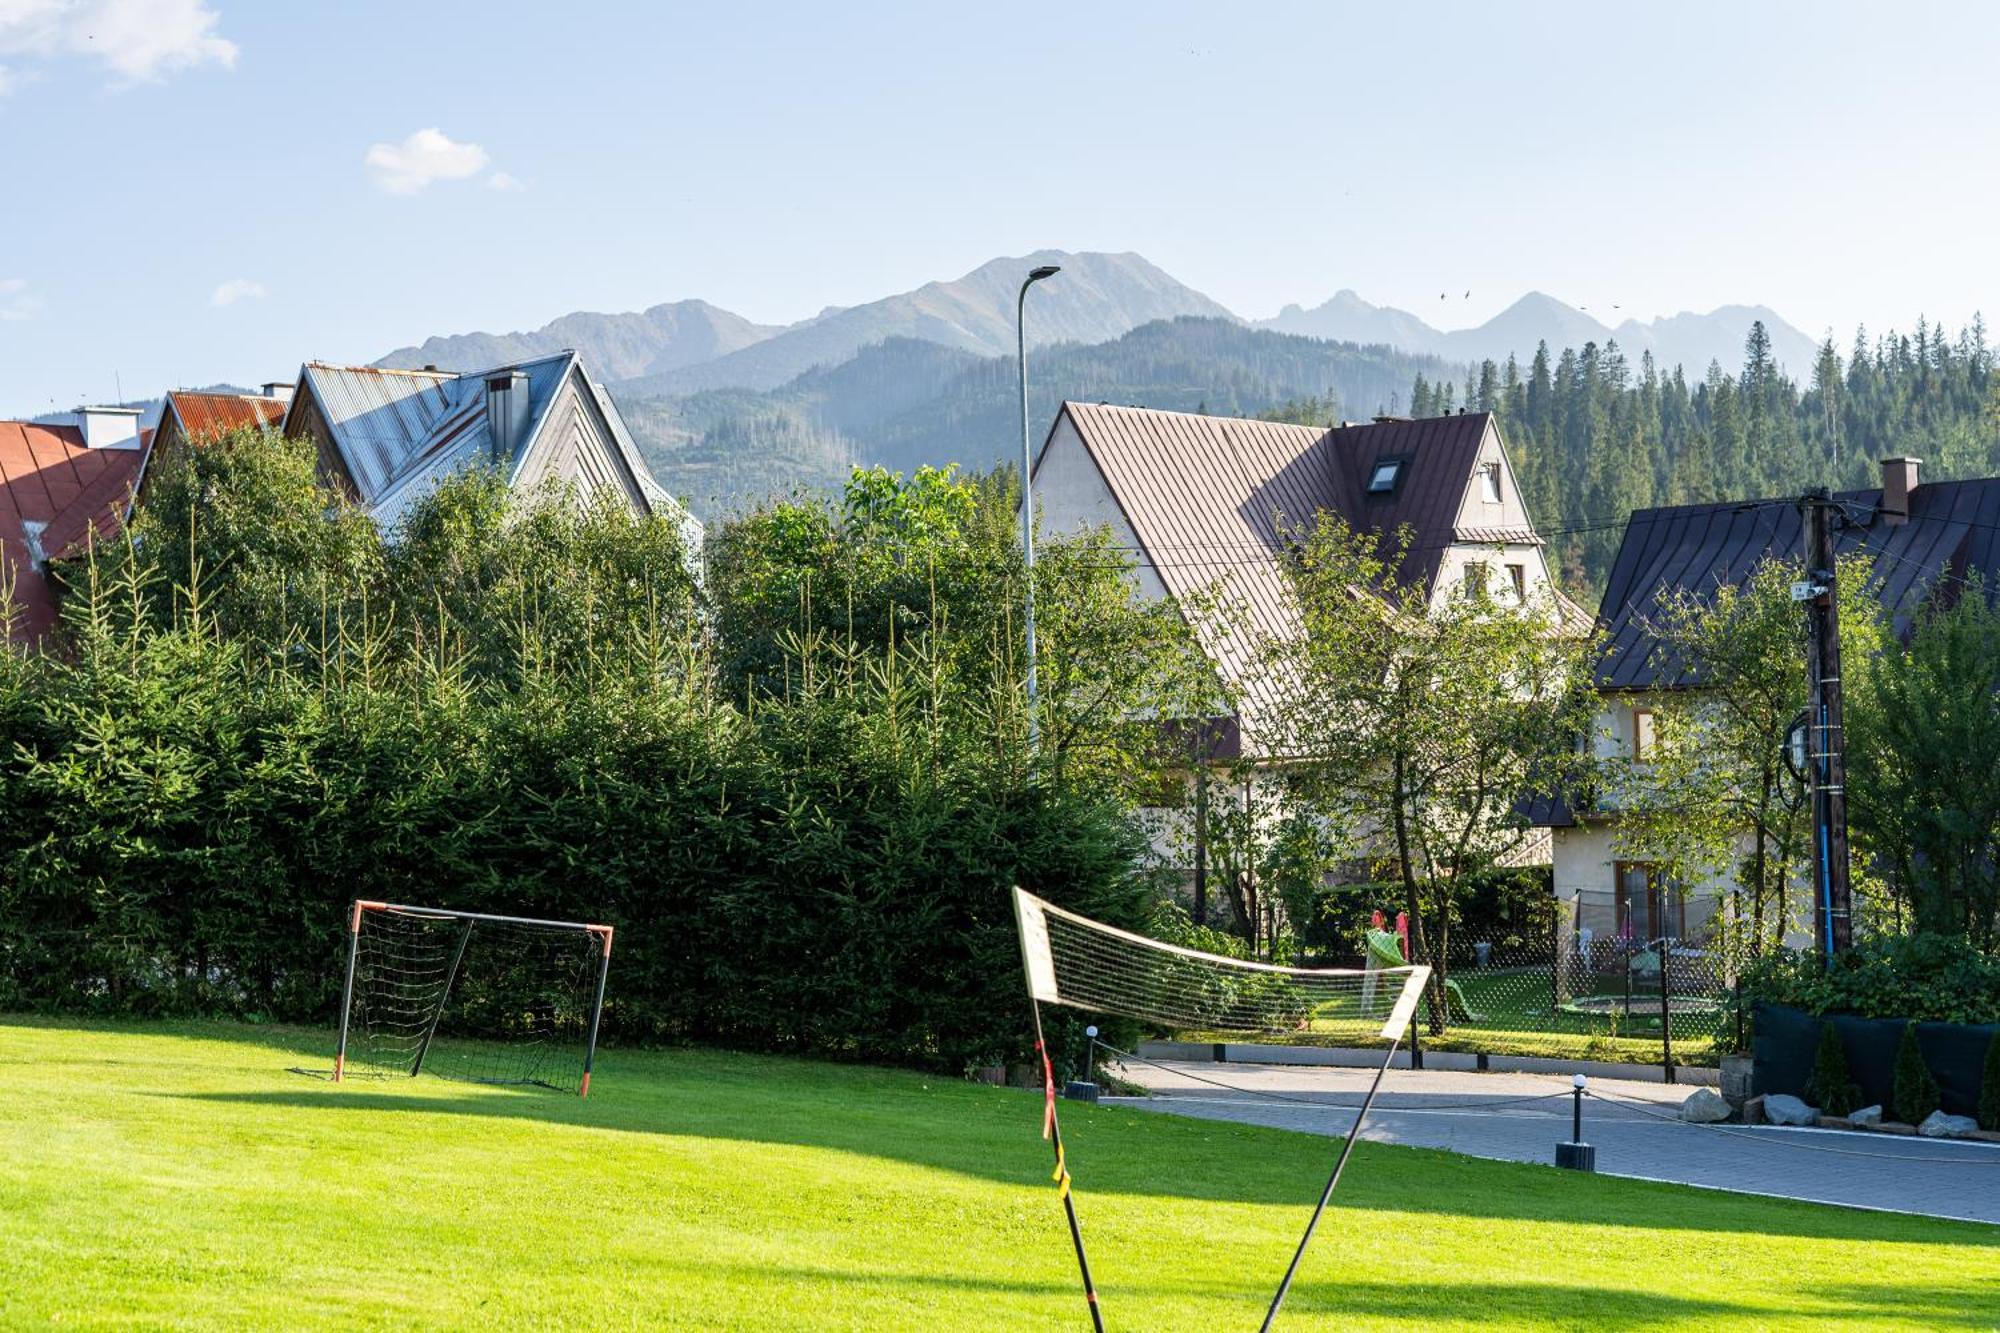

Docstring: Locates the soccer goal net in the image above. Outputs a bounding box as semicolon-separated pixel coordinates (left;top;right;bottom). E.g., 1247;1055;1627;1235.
335;901;614;1096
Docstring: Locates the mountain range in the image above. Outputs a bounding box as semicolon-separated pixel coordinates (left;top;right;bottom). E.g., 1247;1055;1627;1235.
1259;289;1819;377
367;250;1824;515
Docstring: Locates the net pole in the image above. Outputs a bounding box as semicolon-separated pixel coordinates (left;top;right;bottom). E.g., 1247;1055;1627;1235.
334;899;365;1084
411;920;475;1079
1031;999;1104;1333
579;926;614;1098
1259;1028;1405;1332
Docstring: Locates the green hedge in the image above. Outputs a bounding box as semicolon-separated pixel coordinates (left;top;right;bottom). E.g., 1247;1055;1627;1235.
1742;933;2000;1026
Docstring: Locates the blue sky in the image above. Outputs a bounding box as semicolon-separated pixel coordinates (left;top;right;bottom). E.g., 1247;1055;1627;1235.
4;0;1999;415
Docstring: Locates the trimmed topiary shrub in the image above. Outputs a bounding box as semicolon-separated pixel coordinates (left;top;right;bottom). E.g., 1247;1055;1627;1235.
1980;1033;2000;1132
1892;1021;1942;1125
1809;1020;1861;1117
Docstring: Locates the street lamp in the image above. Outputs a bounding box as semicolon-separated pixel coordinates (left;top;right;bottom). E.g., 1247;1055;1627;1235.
1018;263;1060;752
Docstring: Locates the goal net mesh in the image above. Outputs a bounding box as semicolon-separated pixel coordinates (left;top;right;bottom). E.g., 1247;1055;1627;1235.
342;906;607;1093
1015;889;1428;1046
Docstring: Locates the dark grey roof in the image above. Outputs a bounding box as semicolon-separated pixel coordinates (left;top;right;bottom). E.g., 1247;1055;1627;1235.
1595;476;2000;690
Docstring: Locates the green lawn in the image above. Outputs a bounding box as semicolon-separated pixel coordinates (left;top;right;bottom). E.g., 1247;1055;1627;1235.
0;1018;1993;1330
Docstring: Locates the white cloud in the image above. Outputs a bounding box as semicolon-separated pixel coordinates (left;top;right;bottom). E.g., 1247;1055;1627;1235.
485;171;524;192
0;0;238;87
209;277;266;307
364;127;491;195
0;277;39;321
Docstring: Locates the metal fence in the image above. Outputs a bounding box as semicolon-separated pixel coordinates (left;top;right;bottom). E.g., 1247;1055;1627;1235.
1404;903;1735;1074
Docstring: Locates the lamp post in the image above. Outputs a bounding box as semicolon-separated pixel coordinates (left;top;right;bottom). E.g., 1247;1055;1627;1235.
1017;263;1060;752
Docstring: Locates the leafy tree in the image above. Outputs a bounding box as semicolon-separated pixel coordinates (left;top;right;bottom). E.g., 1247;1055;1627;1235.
1608;554;1881;957
1251;517;1600;1030
1847;582;2000;948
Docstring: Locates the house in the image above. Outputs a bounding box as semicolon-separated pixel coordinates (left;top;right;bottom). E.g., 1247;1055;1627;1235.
1033;403;1571;753
1536;456;1998;950
280;351;698;547
0;407;147;642
130;384;293;509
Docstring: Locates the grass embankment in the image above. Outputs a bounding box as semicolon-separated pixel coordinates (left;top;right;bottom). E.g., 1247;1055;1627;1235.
1;1018;1991;1330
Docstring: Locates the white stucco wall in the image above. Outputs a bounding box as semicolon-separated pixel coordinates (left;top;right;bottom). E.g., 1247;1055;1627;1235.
1031;415;1170;602
1429;422;1560;610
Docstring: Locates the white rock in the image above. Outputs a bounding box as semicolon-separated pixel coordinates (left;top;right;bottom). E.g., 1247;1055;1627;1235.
1848;1104;1883;1128
1679;1087;1732;1123
1763;1093;1819;1126
1918;1110;1979;1139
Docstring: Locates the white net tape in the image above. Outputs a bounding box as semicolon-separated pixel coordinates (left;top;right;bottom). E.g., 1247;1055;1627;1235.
1014;889;1428;1044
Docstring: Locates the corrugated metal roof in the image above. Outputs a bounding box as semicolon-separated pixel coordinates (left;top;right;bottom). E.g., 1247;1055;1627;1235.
1047;404;1507;727
1594;476;2000;690
0;419;142;641
167;391;287;442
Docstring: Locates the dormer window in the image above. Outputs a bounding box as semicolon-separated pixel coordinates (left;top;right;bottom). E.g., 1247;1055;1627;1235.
1367;459;1403;495
1479;461;1502;503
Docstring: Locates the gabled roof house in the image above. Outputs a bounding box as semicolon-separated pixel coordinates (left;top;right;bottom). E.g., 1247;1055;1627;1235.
281;350;693;540
1032;402;1568;754
0;407;147;642
1537;456;1995;948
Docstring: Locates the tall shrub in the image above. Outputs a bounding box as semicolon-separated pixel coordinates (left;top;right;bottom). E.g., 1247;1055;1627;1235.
1809;1021;1859;1117
1892;1021;1941;1125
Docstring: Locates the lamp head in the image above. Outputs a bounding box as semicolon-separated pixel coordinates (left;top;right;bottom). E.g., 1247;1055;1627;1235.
1085;1025;1098;1038
1572;1074;1588;1090
1028;264;1061;282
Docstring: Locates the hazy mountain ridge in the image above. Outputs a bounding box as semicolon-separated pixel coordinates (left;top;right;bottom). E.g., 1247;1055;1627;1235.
615;317;1458;516
374;300;783;380
613;251;1238;398
1260;289;1818;377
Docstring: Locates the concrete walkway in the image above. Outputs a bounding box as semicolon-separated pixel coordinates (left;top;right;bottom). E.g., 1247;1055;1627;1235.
1103;1055;2000;1227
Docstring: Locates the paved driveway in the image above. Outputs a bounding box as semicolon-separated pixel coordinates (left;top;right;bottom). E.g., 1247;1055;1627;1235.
1103;1056;2000;1227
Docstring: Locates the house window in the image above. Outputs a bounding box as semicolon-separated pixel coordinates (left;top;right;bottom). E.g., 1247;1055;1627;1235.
1479;461;1502;503
1614;861;1685;944
1367;459;1402;494
1462;561;1489;598
1506;563;1526;601
1632;708;1656;762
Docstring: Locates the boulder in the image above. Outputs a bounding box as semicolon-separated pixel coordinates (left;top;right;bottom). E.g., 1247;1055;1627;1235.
1918;1110;1979;1139
1763;1093;1819;1126
1847;1104;1883;1129
1679;1088;1732;1123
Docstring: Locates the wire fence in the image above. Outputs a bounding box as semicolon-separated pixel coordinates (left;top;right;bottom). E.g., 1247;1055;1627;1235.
1413;926;1735;1070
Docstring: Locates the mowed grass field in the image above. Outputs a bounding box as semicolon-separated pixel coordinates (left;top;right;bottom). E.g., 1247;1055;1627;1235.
0;1019;1994;1330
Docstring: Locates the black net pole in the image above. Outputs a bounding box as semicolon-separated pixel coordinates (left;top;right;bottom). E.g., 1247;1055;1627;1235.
1260;1029;1405;1332
411;920;475;1078
334;900;363;1083
1031;1000;1104;1333
580;927;614;1098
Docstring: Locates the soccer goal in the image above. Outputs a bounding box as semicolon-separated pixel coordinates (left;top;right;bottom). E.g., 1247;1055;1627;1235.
1012;887;1429;1331
334;901;614;1097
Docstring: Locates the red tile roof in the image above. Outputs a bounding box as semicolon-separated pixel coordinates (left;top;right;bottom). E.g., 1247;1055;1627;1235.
166;391;287;441
0;419;143;642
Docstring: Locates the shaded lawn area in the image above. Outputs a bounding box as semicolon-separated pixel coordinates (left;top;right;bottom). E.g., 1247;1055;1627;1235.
0;1017;1993;1330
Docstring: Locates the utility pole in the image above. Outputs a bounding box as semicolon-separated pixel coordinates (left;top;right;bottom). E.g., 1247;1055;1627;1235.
1800;489;1853;956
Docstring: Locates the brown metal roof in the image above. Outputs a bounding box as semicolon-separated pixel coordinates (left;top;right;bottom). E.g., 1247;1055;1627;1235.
1048;403;1510;723
1595;476;2000;690
0;419;141;641
166;391;287;442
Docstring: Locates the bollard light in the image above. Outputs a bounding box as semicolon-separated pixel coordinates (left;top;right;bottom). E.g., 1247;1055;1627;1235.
1556;1073;1596;1171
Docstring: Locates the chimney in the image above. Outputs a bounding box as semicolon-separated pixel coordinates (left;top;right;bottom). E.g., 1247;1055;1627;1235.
260;381;295;404
485;371;531;465
73;405;143;450
1880;456;1921;526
